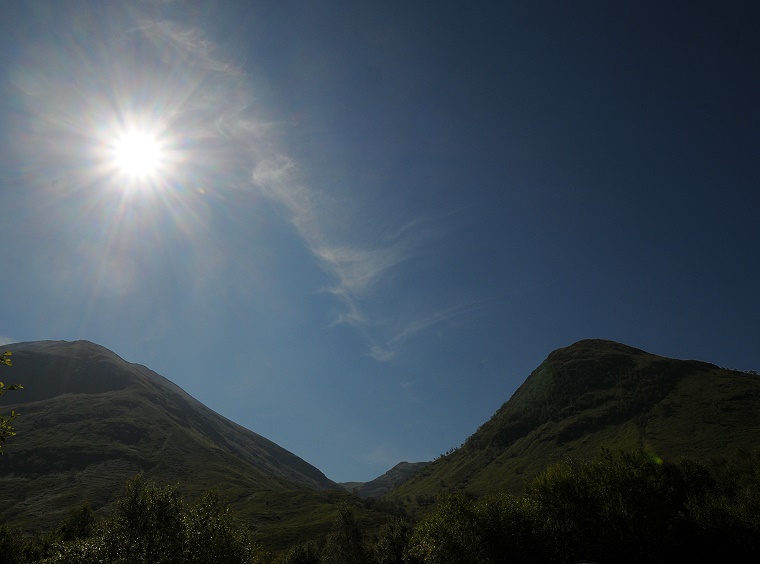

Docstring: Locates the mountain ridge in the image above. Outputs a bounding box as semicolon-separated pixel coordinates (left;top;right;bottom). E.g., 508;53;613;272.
0;339;339;534
2;339;334;487
340;461;429;498
3;337;759;545
388;338;760;507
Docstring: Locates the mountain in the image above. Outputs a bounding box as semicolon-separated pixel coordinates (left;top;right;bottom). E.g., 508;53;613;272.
4;338;759;544
340;461;429;498
0;340;350;542
388;339;760;507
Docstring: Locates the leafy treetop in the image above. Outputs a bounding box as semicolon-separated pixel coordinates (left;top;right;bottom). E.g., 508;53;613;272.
1;350;22;455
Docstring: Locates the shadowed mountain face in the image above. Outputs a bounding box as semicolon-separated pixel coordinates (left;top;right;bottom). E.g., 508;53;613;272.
0;340;336;531
340;461;429;499
4;338;759;539
390;339;760;504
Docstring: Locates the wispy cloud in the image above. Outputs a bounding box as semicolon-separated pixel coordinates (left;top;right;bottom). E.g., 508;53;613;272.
387;300;489;346
138;20;242;75
254;160;486;360
251;154;432;345
145;18;482;362
368;345;396;362
0;336;17;346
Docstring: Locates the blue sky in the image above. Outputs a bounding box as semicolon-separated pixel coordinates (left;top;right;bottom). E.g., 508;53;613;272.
1;1;758;482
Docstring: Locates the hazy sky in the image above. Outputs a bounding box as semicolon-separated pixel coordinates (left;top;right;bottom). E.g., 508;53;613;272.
1;1;758;482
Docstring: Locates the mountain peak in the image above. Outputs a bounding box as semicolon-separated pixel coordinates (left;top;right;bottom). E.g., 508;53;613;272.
389;340;760;503
552;339;649;357
0;339;337;531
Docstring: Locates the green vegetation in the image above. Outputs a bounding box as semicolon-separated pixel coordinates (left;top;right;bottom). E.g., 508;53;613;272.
389;340;760;507
0;350;22;455
0;342;340;537
328;449;760;563
4;339;760;561
405;449;760;562
0;476;264;563
3;450;759;562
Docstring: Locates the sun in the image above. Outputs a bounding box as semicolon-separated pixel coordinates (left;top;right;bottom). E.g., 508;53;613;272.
111;128;165;181
97;118;179;194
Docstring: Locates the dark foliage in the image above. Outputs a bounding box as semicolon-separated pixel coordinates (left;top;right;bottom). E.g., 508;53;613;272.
321;505;369;564
0;524;24;564
278;542;321;564
4;449;760;563
29;475;262;564
406;449;760;563
55;504;96;542
371;518;412;564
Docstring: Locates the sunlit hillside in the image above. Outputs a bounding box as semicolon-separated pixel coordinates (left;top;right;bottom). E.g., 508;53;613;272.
388;339;760;512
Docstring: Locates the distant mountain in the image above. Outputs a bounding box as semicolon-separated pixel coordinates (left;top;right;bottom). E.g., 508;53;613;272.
340;461;429;498
0;340;340;538
389;339;760;506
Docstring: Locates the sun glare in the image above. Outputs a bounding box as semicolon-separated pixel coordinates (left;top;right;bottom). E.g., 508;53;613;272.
111;129;164;181
98;118;180;195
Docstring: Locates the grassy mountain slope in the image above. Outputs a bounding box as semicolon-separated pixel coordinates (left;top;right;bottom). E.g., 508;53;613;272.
0;340;362;546
340;461;429;498
389;339;760;508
